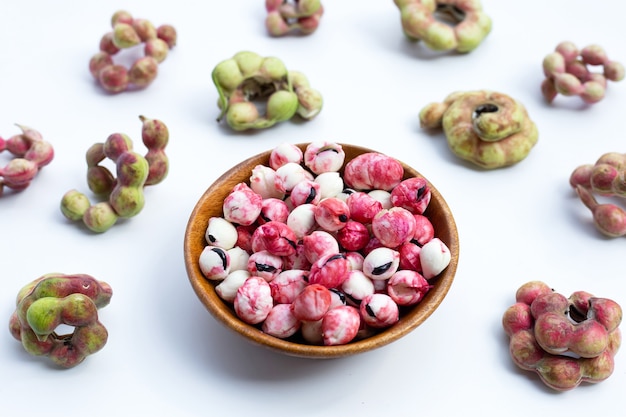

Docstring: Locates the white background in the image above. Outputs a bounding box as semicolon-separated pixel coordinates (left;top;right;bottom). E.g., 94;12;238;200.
1;1;625;415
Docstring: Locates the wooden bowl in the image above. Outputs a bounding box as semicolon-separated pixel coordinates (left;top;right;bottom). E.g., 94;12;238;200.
184;143;459;358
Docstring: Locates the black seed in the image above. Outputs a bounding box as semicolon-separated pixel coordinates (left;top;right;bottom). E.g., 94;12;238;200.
339;214;348;222
260;212;271;222
365;304;376;317
410;238;424;248
473;103;499;118
372;262;392;275
329;288;347;305
416;185;427;199
256;263;277;273
325;254;346;265
305;188;317;204
211;247;228;269
207;234;217;243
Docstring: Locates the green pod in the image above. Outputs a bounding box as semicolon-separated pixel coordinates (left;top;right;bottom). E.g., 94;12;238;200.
85;143;106;167
115;152;149;188
87;166;115;195
266;90;299;123
109;186;145;218
26;297;62;341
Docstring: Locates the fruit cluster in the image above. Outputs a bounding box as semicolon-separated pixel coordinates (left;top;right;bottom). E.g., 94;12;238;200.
89;10;177;93
502;281;622;391
0;125;54;196
9;273;113;368
60;116;169;232
212;51;323;131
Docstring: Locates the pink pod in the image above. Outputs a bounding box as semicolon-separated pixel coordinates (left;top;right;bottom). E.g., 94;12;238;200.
258;198;290;225
371;207;417;248
412;214;435;246
250;164;284;200
223;182;263;226
269;142;303;170
502;302;533;336
287;203;317;239
322;305;361;346
390;177;431;215
362;247;400;280
314;197;350;232
198;245;230;280
336;220;370;251
304;141;345;174
360;293;399;328
275;162;310;194
269;269;309;304
262;303;301;338
398;242;422;272
292;284;332;321
251;221;297;257
247;250;283;282
346;192;383;224
290;179;321;207
343;152;404;191
302;230;340;264
308;252;350;288
387;270;431;306
233;276;274;324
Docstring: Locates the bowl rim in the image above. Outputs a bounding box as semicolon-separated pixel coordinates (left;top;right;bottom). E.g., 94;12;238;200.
183;143;459;358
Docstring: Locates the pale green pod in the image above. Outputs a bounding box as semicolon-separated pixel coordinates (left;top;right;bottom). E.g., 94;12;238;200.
83;202;118;233
294;87;323;119
260;57;289;81
233;51;264;78
60;190;91;221
109;186;146;218
212;59;244;93
226;102;261;131
112;23;141;49
423;23;456;51
455;14;492;53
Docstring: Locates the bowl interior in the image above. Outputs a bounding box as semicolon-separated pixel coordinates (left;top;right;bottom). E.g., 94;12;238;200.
184;143;459;358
